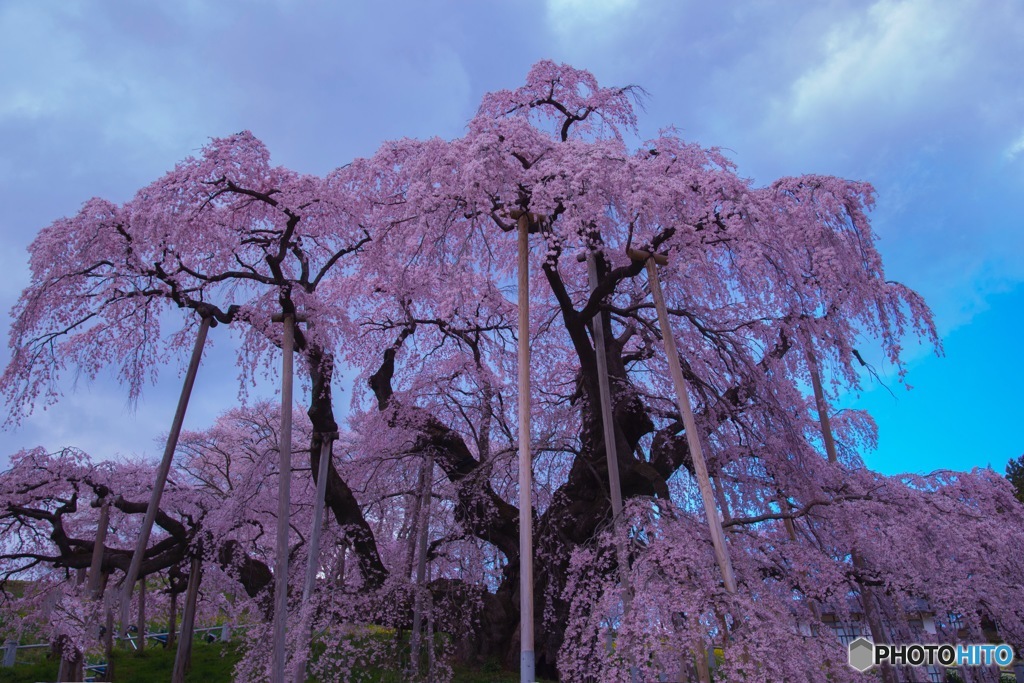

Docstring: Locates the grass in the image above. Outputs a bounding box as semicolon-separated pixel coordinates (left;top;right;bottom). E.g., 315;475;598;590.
0;642;238;683
0;657;56;683
112;642;241;682
0;641;551;682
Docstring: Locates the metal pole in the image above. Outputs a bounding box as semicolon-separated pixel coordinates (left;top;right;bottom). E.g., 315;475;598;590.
172;550;203;683
120;317;212;629
87;497;110;601
517;214;535;683
272;312;296;683
643;255;737;594
292;433;335;683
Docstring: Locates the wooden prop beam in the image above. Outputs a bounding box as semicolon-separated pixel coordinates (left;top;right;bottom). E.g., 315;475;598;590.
137;578;146;653
87;497;110;601
638;254;737;594
292;431;338;683
272;312;296;683
585;251;638;682
408;452;436;678
171;549;202;683
804;329;897;683
120;316;212;630
583;254;635;596
517;214;535;683
804;339;838;464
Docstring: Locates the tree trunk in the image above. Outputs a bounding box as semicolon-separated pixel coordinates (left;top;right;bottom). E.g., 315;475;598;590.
305;346;388;588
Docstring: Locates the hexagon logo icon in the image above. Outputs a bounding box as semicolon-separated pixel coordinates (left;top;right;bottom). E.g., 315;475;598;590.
848;637;875;672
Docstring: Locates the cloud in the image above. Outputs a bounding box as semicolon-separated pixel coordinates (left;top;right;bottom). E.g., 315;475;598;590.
759;0;1024;160
545;0;641;40
0;3;216;155
786;0;966;123
1007;130;1024;161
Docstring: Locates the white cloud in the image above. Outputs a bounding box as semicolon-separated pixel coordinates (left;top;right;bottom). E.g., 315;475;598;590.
546;0;639;36
1007;130;1024;161
787;0;966;123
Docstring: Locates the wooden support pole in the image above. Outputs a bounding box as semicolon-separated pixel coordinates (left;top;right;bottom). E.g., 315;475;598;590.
585;252;636;674
87;497;110;601
292;432;337;683
804;340;838;464
408;453;435;679
272;311;296;683
172;550;203;683
808;342;897;682
425;586;436;677
695;647;712;683
168;588;178;649
102;597;114;678
641;256;737;594
517;214;535;683
55;634;83;683
585;252;628;537
804;329;897;683
137;578;146;653
121;317;212;629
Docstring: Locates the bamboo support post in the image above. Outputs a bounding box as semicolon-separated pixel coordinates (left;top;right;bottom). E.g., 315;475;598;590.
637;252;737;594
517;214;536;683
272;310;298;683
121;317;212;630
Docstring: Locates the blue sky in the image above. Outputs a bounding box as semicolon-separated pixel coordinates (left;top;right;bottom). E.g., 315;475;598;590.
0;0;1021;476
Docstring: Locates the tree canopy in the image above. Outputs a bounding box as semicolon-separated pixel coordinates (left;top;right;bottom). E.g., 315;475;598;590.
2;61;1021;683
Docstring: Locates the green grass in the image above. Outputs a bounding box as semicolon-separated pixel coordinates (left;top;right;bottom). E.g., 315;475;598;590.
0;641;552;682
0;641;240;683
0;657;57;683
112;641;241;682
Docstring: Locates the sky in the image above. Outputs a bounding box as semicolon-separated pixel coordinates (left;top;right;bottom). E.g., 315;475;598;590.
0;0;1021;477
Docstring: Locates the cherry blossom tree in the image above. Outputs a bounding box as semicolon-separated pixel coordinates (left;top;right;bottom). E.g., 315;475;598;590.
4;60;1022;682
